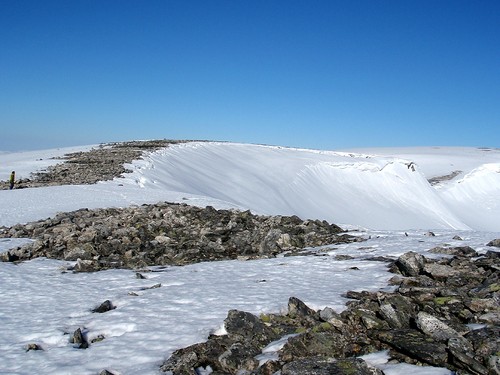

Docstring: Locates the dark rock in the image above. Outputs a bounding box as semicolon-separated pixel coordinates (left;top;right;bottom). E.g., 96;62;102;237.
448;337;489;375
140;283;162;290
25;343;43;352
92;300;115;313
464;327;500;360
160;339;227;374
288;297;317;320
428;245;477;257
377;329;448;367
280;331;351;361
70;328;89;349
218;342;260;373
487;239;500;248
99;370;118;375
224;310;278;346
281;357;383;375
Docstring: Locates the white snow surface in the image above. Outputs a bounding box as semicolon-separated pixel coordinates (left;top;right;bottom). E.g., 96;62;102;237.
0;142;499;375
2;142;499;231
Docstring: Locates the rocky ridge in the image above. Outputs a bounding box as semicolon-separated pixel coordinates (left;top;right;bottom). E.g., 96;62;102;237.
0;202;359;270
2;139;189;189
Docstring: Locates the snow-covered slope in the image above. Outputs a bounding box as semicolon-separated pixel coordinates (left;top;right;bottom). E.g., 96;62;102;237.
1;142;499;231
118;142;499;231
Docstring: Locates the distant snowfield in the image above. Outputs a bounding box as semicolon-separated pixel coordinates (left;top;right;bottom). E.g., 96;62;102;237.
0;142;499;375
3;142;498;231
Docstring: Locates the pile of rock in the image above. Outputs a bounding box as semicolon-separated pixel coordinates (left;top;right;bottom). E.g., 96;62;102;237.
162;244;500;374
0;202;359;270
2;139;188;189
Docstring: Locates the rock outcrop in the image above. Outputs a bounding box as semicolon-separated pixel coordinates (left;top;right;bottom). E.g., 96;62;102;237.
0;202;359;270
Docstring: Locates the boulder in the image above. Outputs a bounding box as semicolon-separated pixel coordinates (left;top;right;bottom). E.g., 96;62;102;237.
281;357;383;375
487;239;500;248
224;310;278;346
92;300;115;313
395;251;425;276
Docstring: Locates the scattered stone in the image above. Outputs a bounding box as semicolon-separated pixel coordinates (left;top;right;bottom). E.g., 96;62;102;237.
140;283;162;290
91;335;106;344
427;170;462;186
92;300;115;313
70;328;89;349
25;343;43;352
161;248;500;374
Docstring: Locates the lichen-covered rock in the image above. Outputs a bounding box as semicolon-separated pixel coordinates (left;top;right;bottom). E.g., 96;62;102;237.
415;311;465;342
281;357;383;375
224;310;279;346
377;329;448;367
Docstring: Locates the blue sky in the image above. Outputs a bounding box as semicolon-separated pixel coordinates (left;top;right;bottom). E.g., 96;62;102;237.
1;0;499;151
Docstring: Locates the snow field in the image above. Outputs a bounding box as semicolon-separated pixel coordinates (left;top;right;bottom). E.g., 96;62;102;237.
1;229;497;374
1;142;499;374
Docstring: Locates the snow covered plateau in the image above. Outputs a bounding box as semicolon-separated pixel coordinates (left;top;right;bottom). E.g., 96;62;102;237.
0;142;499;375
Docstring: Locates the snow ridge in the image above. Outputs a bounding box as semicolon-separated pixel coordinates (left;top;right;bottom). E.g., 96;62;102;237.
118;142;498;231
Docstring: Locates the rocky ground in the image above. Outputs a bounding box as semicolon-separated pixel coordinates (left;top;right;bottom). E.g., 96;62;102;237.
1;140;499;374
162;244;500;375
1;139;189;189
0;203;359;270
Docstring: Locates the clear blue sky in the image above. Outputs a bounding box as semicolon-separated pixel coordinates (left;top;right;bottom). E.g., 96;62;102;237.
1;0;499;151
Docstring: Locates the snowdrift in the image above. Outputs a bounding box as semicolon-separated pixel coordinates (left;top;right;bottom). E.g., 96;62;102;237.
1;142;499;231
119;142;499;231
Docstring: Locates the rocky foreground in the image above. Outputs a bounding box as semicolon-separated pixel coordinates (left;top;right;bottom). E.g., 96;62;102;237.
1;140;499;374
161;244;500;375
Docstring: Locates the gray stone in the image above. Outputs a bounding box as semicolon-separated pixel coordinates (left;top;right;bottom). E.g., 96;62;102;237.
395;251;425;277
487;239;500;248
415;311;464;342
281;358;383;375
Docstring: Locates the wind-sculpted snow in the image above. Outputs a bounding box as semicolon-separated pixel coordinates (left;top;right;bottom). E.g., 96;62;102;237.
439;163;500;231
118;142;499;230
1;142;498;230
